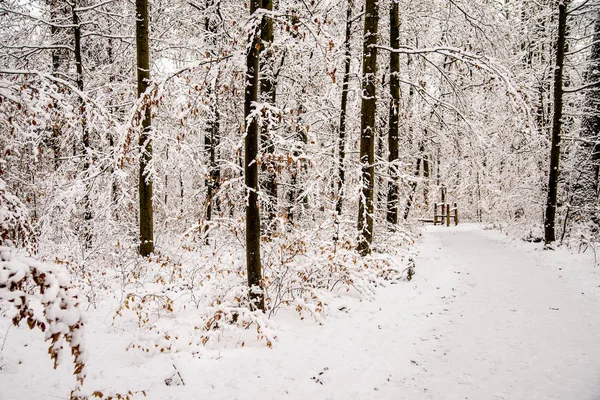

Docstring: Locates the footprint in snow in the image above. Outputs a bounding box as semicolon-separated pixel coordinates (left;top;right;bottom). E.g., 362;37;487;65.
311;367;329;385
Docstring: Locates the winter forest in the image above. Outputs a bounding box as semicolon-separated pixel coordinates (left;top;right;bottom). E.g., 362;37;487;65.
2;0;600;398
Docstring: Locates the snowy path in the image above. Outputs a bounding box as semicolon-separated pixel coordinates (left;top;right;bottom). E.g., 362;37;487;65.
3;224;600;399
401;225;600;400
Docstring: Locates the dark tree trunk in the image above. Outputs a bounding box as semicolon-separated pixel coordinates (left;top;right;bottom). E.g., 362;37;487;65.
245;0;264;311
423;152;430;208
476;171;483;222
107;40;119;219
180;169;185;216
357;0;379;256
436;145;441;187
403;155;422;220
386;0;400;227
336;0;353;216
49;0;66;170
72;2;92;246
287;110;306;226
205;84;220;239
164;148;169;208
136;0;154;256
358;0;379;255
204;3;221;240
544;0;568;244
260;0;277;231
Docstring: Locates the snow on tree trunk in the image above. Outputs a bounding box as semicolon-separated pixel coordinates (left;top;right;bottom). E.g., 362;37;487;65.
244;0;264;311
357;0;379;256
544;0;569;244
136;0;154;256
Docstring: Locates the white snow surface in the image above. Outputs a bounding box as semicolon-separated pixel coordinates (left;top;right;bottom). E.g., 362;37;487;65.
2;223;600;399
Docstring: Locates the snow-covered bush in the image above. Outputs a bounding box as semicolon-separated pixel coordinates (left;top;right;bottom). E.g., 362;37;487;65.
109;215;416;354
0;246;86;399
0;178;35;252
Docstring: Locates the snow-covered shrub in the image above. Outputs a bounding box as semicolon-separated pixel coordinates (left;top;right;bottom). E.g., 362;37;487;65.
0;178;35;252
0;246;86;399
109;213;416;354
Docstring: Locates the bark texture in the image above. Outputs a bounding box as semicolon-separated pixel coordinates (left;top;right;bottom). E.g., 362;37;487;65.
136;0;154;256
260;0;278;230
72;2;92;246
245;0;264;310
205;1;221;239
386;0;400;226
544;0;568;244
357;0;379;256
336;0;353;216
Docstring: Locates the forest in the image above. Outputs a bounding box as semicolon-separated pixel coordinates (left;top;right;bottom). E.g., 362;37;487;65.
1;0;600;399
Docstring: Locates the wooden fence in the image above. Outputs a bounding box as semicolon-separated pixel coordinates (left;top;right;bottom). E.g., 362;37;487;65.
418;202;459;226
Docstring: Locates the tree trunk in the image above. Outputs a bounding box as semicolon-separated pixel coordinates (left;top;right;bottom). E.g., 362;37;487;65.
436;145;441;187
544;0;568;244
404;146;423;220
357;0;379;256
358;0;379;256
245;1;264;311
287;108;306;226
107;39;119;220
71;2;92;246
204;4;221;241
49;0;65;170
386;0;400;227
205;84;220;240
476;171;483;222
336;0;353;216
164;147;169;207
260;0;277;232
423;152;430;208
136;0;154;256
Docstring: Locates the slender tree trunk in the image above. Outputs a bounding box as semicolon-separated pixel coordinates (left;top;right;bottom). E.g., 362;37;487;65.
205;87;220;233
71;2;92;246
386;0;400;227
287;109;306;226
136;0;154;256
336;0;353;217
180;169;185;217
520;2;533;66
377;123;385;210
436;145;441;187
536;10;553;135
260;0;277;231
403;155;422;220
107;40;119;219
357;0;379;256
204;5;221;240
476;171;482;222
164;147;169;207
49;0;64;170
544;0;568;244
423;152;430;208
245;1;264;311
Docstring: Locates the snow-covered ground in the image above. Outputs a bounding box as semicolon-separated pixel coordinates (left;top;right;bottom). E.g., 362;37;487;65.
2;224;600;399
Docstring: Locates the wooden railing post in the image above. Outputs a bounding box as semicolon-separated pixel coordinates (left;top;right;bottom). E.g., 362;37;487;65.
453;202;459;225
446;203;450;227
433;202;438;225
